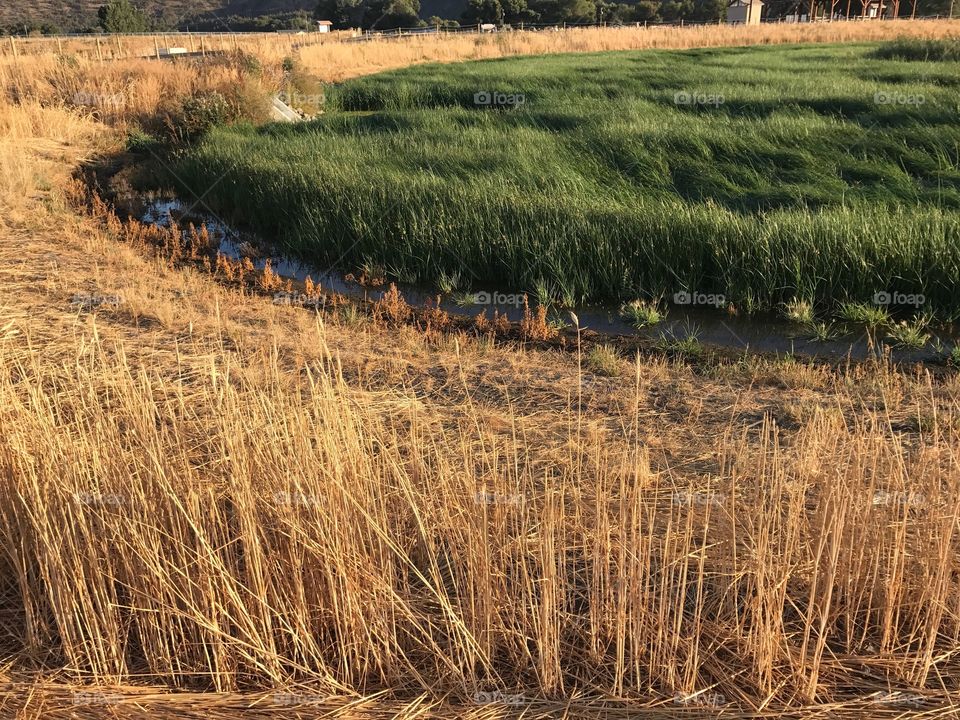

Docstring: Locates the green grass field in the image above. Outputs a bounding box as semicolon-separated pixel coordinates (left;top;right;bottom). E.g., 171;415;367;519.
170;41;960;314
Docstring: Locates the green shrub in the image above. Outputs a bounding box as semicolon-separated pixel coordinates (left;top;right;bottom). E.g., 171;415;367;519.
163;91;233;144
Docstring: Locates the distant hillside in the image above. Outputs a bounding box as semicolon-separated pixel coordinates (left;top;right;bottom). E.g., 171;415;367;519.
1;0;318;33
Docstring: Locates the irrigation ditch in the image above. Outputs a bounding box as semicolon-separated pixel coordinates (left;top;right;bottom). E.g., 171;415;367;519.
74;151;960;377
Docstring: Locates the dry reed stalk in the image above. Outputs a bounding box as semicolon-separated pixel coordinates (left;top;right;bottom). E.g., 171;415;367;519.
0;310;958;710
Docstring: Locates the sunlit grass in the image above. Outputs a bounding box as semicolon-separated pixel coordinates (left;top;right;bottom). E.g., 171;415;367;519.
886;317;931;349
620;299;666;328
837;301;891;328
783;298;815;325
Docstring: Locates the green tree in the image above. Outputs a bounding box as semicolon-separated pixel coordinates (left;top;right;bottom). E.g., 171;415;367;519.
688;0;725;20
427;15;462;26
659;0;693;20
97;0;149;32
529;0;595;22
366;0;423;28
316;0;422;29
632;0;660;20
463;0;505;23
315;0;367;28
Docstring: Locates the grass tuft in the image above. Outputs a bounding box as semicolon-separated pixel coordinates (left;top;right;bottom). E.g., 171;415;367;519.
783;298;815;325
621;300;665;329
886;317;931;349
585;344;621;376
837;302;891;329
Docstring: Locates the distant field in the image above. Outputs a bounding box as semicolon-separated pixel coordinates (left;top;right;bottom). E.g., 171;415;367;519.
172;41;960;312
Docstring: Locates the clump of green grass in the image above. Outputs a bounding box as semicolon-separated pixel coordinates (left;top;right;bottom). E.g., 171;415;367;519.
949;345;960;367
452;290;477;307
585;344;621;377
337;303;364;327
871;36;960;62
657;323;704;360
808;321;841;343
531;279;578;310
621;300;665;329
437;271;461;294
659;335;704;360
547;311;571;331
782;298;815;325
837;302;890;329
532;279;555;309
886;318;930;349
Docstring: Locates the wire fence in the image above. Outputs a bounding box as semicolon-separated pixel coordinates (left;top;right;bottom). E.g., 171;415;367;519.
0;14;953;59
353;13;951;40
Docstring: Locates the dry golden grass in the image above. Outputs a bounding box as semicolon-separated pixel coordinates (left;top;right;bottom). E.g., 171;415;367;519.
2;19;959;128
1;21;960;717
2;185;960;714
1;31;346;62
297;19;960;81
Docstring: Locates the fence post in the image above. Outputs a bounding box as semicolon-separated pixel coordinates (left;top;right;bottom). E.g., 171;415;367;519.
9;36;17;63
115;34;122;59
154;36;160;60
200;35;206;57
57;36;63;54
96;36;103;63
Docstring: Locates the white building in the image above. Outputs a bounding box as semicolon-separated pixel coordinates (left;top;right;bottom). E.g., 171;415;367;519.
727;0;764;24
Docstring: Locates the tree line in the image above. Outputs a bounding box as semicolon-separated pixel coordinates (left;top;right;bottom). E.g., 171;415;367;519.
1;0;954;35
314;0;955;29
